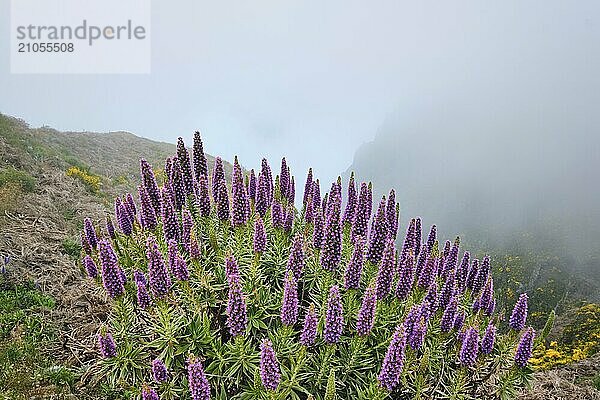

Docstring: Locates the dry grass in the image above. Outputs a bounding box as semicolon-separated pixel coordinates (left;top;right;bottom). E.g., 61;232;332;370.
518;354;600;399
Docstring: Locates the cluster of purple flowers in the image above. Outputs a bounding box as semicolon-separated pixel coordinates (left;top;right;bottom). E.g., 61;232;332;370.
225;255;248;337
260;339;281;391
84;138;537;398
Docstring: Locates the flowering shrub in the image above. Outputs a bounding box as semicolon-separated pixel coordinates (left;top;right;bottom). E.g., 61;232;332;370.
66;166;101;193
531;304;600;369
81;135;541;399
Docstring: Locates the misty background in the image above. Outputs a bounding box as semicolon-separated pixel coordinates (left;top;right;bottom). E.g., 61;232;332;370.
1;2;599;281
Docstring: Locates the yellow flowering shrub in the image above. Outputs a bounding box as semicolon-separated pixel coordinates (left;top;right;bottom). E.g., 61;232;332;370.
66;166;101;193
530;303;600;370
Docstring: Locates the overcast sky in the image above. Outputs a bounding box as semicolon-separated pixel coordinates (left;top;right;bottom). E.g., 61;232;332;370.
1;0;598;186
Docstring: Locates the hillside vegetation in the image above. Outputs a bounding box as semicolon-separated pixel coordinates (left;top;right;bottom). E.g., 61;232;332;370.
0;113;597;399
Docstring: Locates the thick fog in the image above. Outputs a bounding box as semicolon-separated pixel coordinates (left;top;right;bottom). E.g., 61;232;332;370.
1;1;599;266
2;1;598;187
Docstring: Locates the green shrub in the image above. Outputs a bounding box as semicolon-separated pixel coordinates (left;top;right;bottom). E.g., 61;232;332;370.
0;167;36;192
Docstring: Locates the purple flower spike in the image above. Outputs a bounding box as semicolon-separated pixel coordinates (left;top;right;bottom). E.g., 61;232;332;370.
174;255;190;281
256;173;269;217
441;296;458;333
344;236;365;290
138;185;158;230
343;172;357;225
161;186;180;243
311;180;321;211
287;234;305;281
408;315;427;351
280;272;299;326
283;207;294;232
225;255;240;283
140;159;162;215
261;158;274;205
351;182;371;243
478;277;494;315
97;330;117;358
135;277;151;309
188;356;211;400
177;137;195;195
456;251;470;293
288;177;296;213
126;193;137;217
171;159;186;210
366;197;389;265
300;304;318;347
164;157;173;184
320;201;342;272
417;253;437;289
306;194;317;224
375;237;396;300
402;304;428;350
399;218;415;263
384;190;397;238
141;386;159;400
395;252;415;300
486;298;496;316
459;327;480;367
105;216;116;239
279;158;290;200
83;218;98;250
146;236;171;298
466;258;479;291
226;258;248;337
260;339;281;391
193;131;208;180
253;217;267;254
248;169;257;203
312;208;324;249
414;217;422;257
438;272;456;311
303;168;313;206
152;358;169;383
324;285;344;344
481;323;496;354
116;199;133;236
424;285;438;315
196;175;211;217
231;156;251;227
356;285;377;336
271;200;283;228
473;255;491;294
453;311;466;331
134;270;147;286
189;238;201;260
211;157;225;202
167;239;178;276
83;255;98;279
98;240;125;298
426;224;437;254
442;237;460;278
515;327;535;368
377;325;406;391
215;179;230;222
509;293;529;331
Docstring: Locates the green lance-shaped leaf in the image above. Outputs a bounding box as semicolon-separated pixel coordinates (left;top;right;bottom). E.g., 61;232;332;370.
535;309;555;346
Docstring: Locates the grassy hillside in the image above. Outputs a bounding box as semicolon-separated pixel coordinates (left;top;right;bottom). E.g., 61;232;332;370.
0;113;230;399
